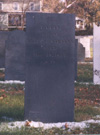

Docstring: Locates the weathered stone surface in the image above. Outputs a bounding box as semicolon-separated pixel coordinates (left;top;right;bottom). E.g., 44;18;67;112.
5;30;25;81
93;24;100;84
77;43;85;62
0;31;9;68
25;13;75;122
75;39;78;80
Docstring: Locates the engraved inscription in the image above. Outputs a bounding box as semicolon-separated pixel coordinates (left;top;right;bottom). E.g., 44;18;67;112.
32;52;67;58
40;25;60;30
32;39;73;44
31;25;73;63
94;69;100;78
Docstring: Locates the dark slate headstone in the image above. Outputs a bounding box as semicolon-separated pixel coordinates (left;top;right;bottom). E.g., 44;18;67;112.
75;39;78;80
25;13;75;122
77;43;85;62
0;31;9;68
5;30;25;81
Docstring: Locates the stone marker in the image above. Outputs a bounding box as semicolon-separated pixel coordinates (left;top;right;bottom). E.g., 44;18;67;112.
93;24;100;84
0;31;9;68
25;13;75;122
77;43;85;62
75;39;78;80
5;30;25;81
77;36;91;58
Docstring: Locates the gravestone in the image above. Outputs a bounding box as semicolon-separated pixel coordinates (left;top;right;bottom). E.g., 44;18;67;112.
25;13;75;122
5;30;25;81
78;36;91;58
0;31;9;68
75;39;78;80
93;24;100;84
78;43;85;62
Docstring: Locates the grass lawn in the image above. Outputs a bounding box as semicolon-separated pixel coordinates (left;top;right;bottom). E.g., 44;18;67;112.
0;84;24;122
0;83;100;134
77;63;93;82
0;63;100;134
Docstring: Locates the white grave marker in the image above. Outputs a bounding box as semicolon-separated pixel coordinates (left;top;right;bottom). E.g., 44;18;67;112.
93;24;100;84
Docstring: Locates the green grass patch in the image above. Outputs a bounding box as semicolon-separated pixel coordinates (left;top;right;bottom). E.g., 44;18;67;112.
0;83;100;123
0;127;71;135
75;83;100;104
84;123;100;134
77;63;93;82
0;87;24;122
1;124;100;134
75;106;100;122
75;83;100;121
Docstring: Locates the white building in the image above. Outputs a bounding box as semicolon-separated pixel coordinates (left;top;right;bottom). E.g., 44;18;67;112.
0;0;42;30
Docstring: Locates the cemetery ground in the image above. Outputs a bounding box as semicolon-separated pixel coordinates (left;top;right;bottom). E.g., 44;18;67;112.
0;63;100;134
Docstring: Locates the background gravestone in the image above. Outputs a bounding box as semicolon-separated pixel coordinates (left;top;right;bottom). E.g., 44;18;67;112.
0;31;9;68
5;30;25;81
77;43;85;62
75;39;78;80
79;37;91;58
25;13;75;122
76;36;91;58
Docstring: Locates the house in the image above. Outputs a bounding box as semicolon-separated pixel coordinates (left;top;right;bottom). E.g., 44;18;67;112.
76;17;86;30
0;0;42;30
